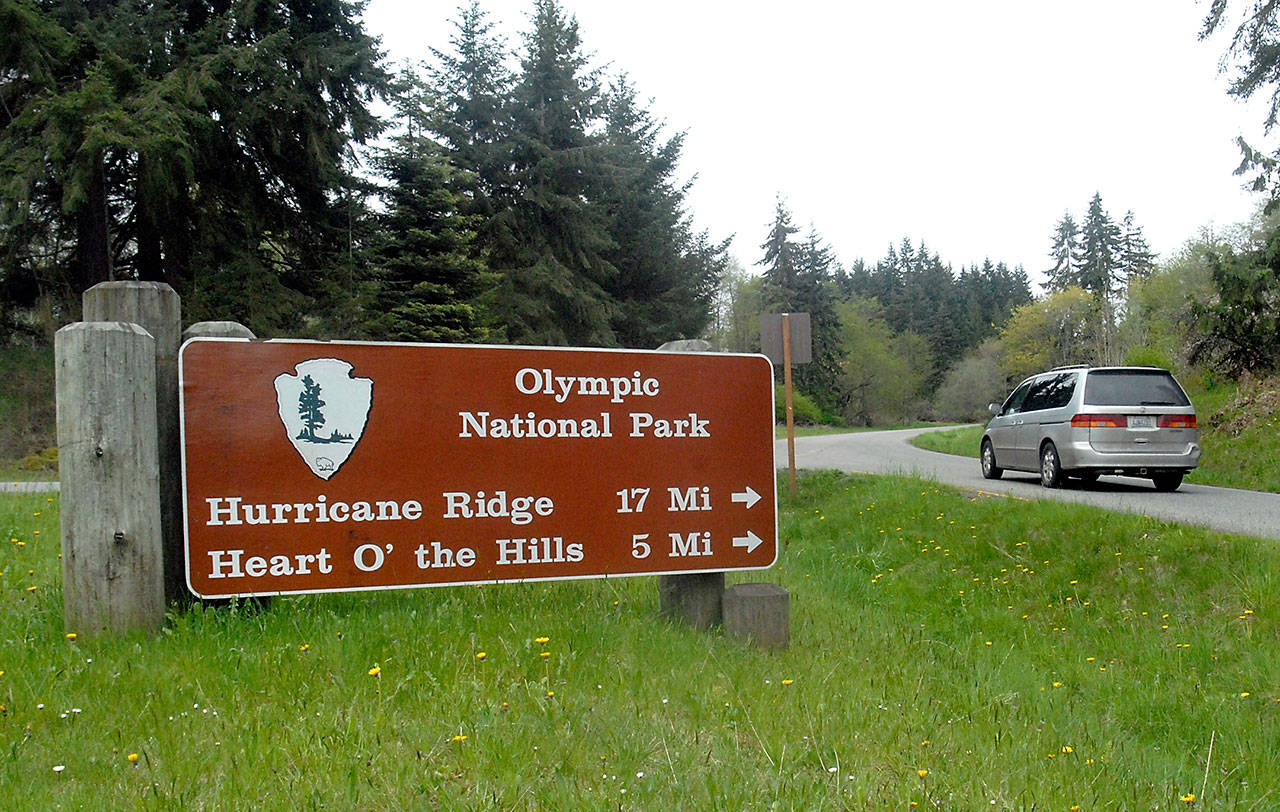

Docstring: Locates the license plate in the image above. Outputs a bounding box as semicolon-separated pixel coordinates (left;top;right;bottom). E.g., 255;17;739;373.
1128;415;1156;429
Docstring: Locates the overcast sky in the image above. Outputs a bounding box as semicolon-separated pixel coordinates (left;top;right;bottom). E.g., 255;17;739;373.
361;0;1269;291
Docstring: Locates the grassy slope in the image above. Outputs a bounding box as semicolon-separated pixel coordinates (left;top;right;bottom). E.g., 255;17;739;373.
3;474;1277;808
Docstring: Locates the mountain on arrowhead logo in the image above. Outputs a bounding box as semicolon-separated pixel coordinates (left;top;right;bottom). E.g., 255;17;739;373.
274;358;372;480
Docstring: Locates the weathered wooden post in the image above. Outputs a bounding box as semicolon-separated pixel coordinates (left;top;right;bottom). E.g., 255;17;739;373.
723;582;790;650
56;322;165;634
82;281;184;603
183;321;256;342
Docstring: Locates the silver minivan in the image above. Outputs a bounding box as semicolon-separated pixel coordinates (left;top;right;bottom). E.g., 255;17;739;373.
980;365;1201;491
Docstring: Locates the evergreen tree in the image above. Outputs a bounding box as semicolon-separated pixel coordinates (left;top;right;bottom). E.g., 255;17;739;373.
0;0;389;334
1076;193;1124;298
1202;1;1280;206
486;0;617;345
366;68;493;343
1046;212;1081;291
427;0;514;214
1118;210;1157;282
758;201;843;410
759;197;803;311
598;75;724;346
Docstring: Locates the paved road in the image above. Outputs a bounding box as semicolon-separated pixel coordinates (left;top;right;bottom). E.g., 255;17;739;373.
775;426;1280;541
0;481;59;493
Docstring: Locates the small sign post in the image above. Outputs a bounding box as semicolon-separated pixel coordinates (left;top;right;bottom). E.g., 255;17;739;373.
760;312;811;498
179;340;777;598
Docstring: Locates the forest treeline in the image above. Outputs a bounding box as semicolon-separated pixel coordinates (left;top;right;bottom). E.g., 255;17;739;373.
4;0;1280;433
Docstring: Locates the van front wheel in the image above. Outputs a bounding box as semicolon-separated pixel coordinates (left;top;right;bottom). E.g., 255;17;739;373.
980;439;1003;480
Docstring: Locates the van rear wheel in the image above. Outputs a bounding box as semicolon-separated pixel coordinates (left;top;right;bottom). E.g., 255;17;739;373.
1039;442;1064;489
1152;472;1184;492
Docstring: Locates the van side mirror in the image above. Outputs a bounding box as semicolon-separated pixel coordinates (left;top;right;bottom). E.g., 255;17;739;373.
988;402;1001;415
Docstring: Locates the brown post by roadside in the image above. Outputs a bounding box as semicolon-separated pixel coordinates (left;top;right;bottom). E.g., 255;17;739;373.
782;313;797;499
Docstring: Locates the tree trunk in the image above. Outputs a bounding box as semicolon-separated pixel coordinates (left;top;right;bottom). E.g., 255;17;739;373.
73;152;112;295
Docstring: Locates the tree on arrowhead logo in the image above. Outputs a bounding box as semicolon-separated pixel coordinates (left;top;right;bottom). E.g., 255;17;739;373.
274;358;372;480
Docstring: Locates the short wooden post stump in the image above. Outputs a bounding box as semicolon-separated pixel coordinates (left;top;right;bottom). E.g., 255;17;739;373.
659;572;724;629
723;582;790;650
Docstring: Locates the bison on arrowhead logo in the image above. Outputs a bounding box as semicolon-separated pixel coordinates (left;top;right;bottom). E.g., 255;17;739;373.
274;358;372;480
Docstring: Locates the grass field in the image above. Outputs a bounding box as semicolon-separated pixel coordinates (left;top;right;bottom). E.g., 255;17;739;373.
3;473;1277;808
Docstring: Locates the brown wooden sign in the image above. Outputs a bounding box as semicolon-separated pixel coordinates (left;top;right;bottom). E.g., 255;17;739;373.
179;340;777;598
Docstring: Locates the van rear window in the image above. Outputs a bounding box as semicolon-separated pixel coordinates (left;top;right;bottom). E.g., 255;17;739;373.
1083;370;1190;407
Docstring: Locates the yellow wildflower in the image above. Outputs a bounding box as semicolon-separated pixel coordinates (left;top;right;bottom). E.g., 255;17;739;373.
368;665;381;677
917;769;928;779
127;753;139;764
476;652;486;660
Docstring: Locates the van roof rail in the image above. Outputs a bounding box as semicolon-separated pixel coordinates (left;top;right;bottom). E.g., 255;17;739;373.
1048;364;1090;371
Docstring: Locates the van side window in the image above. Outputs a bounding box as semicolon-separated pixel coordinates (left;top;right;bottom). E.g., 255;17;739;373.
1043;373;1077;409
1001;381;1032;415
1021;377;1053;412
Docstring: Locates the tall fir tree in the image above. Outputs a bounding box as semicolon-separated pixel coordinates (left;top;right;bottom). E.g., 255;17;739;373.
485;0;617;345
1076;193;1124;299
366;67;493;343
598;75;725;347
0;0;390;334
1046;212;1081;291
758;200;843;410
1118;210;1157;282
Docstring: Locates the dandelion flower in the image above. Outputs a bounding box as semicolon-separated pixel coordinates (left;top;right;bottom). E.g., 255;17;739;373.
1061;745;1074;754
368;666;381;677
546;691;555;698
540;651;550;659
1181;793;1196;803
451;734;467;742
782;679;794;686
1052;681;1063;688
127;753;139;764
917;769;929;779
1241;692;1251;698
298;644;310;652
65;633;76;641
476;652;486;660
535;636;550;644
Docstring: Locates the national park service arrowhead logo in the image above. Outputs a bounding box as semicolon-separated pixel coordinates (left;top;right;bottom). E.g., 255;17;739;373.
274;358;372;480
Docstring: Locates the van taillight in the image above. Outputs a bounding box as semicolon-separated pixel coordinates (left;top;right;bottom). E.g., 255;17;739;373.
1070;414;1126;428
1158;414;1197;429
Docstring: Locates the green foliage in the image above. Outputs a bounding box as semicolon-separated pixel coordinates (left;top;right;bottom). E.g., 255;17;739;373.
837;297;929;425
997;288;1102;381
758;202;845;409
1188;229;1280;376
0;343;54;460
843;240;1031;386
707;260;763;353
8;476;1280;806
933;339;1008;422
774;383;830;425
0;0;391;335
363;68;494;344
1202;1;1280;205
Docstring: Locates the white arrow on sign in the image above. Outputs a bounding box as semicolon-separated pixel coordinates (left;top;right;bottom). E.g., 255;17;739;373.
731;486;762;509
733;530;764;553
